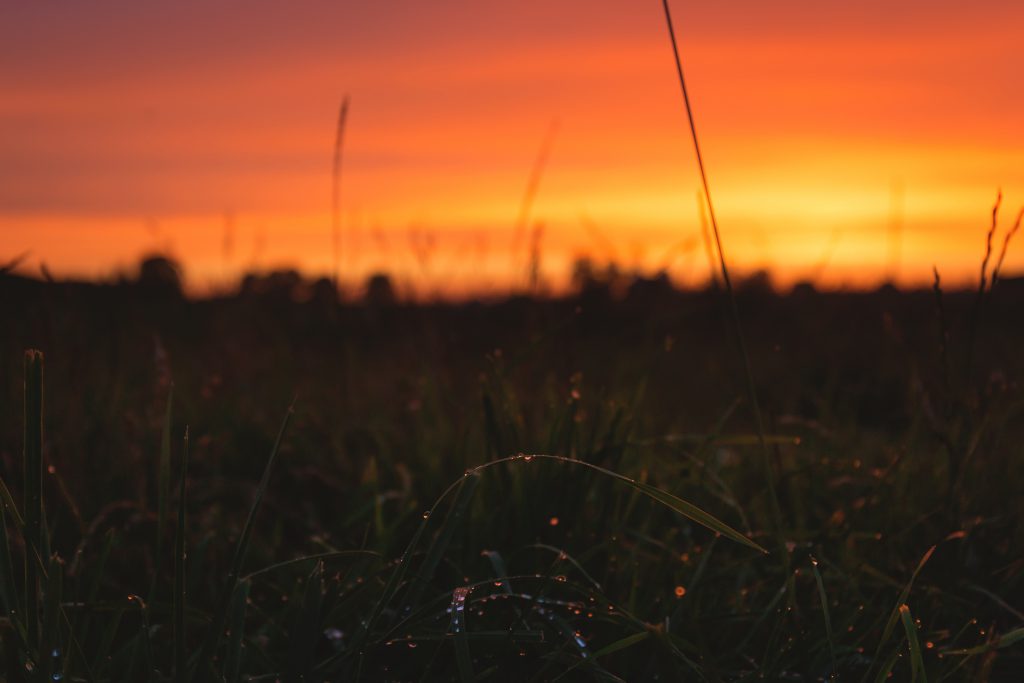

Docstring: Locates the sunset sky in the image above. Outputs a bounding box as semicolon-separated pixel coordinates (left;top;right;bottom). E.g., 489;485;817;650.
2;0;1022;296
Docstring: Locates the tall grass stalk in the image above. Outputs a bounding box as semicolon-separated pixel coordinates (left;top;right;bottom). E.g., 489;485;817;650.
174;427;190;682
332;95;350;290
22;350;43;652
659;0;783;536
511;118;558;288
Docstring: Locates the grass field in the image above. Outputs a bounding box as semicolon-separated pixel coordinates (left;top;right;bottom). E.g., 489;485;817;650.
1;267;1023;681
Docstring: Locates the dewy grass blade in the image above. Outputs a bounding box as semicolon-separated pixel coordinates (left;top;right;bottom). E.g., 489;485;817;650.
191;401;294;682
899;604;926;683
862;545;935;682
356;451;763;665
449;586;474;683
942;626;1024;656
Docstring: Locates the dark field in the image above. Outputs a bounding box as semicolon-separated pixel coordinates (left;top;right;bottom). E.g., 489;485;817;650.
1;270;1023;681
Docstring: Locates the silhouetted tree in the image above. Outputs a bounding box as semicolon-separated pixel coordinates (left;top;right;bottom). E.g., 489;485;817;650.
365;273;396;307
137;255;183;296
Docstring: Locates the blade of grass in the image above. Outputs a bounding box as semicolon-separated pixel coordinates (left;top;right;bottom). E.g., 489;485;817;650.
332;95;350;289
872;648;900;683
810;556;837;679
990;206;1023;288
125;595;156;683
899;604;927;683
512;454;763;551
174;427;190;682
552;631;651;681
964;191;1002;386
406;473;480;610
151;384;174;603
659;0;783;539
449;586;474;683
223;580;250;683
862;545;935;682
40;554;61;682
23;350;44;651
0;499;18;626
242;550;380;582
942;626;1024;656
190;401;294;682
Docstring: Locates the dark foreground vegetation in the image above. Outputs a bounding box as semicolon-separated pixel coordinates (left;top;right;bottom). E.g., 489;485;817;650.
1;265;1023;681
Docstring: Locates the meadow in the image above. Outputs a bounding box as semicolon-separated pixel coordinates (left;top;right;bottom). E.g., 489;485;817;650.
0;262;1022;681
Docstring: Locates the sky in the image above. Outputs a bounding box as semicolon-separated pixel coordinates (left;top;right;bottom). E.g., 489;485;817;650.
1;0;1022;296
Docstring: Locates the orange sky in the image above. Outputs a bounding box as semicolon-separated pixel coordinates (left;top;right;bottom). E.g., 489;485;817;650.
2;1;1022;296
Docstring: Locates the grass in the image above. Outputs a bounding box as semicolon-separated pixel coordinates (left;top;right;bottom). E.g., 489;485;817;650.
0;271;1022;680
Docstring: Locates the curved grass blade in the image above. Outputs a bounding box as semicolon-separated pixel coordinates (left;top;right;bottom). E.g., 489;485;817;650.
943;626;1024;656
659;0;783;539
242;550;380;582
514;455;765;553
523;544;602;591
354;451;764;666
190;401;293;682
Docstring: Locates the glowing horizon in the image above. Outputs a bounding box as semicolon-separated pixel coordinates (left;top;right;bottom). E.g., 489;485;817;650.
2;1;1022;296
